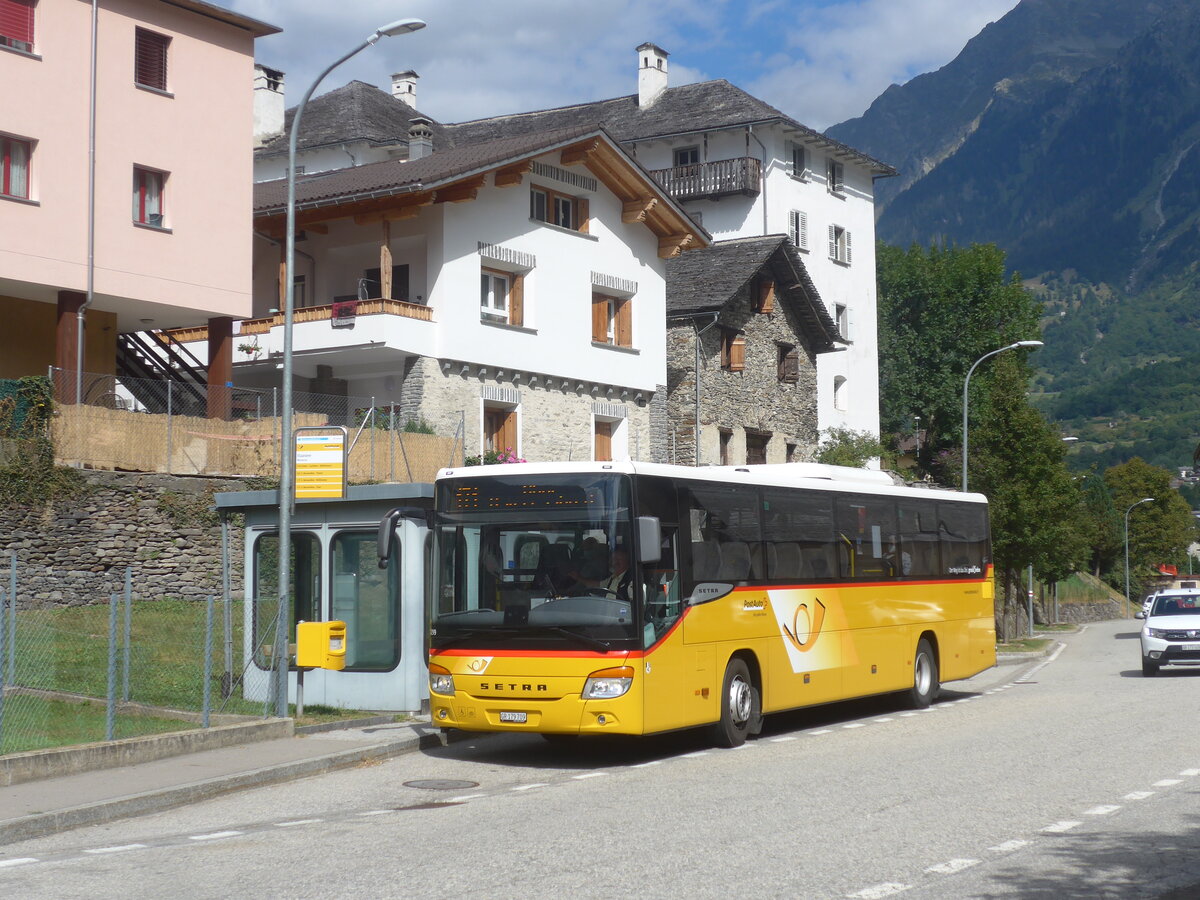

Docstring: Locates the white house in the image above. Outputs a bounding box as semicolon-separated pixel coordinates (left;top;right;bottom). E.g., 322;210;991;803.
168;125;705;463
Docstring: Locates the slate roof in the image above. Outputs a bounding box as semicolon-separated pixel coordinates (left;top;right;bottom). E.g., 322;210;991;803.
445;80;895;176
666;235;844;352
255;81;452;160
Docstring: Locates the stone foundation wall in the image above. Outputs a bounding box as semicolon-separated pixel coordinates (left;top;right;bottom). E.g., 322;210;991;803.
2;471;247;608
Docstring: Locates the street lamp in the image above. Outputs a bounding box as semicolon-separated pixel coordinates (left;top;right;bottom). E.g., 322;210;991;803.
274;17;426;717
960;340;1043;492
1124;497;1155;619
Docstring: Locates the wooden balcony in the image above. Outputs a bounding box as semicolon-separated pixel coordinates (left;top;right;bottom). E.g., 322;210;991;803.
161;298;433;344
647;157;762;202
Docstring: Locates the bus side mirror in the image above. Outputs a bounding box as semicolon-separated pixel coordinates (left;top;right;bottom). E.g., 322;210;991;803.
377;507;405;569
637;516;662;565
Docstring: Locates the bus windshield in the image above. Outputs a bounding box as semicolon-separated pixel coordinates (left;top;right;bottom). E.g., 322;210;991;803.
433;473;641;650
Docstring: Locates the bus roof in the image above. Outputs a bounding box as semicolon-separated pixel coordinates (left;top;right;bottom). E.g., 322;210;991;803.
436;460;986;504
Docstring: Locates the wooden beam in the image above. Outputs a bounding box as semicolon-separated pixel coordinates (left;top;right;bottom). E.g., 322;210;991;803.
560;139;599;166
622;197;658;223
381;220;392;299
657;233;697;259
494;161;532;188
433;175;486;204
302;223;328;235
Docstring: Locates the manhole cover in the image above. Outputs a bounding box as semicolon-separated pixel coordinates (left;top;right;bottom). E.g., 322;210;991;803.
404;779;480;791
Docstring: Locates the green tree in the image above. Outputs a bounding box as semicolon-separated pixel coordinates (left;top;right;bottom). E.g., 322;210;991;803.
1078;470;1123;581
815;427;886;468
877;242;1042;474
1103;458;1197;593
969;355;1088;638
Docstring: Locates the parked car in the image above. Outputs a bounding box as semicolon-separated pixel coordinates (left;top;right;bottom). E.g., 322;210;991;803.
1137;589;1200;676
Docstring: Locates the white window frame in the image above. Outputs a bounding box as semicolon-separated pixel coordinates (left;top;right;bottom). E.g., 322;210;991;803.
133;165;166;228
788;209;808;251
480;269;511;323
789;142;807;181
828;224;852;265
826;157;845;196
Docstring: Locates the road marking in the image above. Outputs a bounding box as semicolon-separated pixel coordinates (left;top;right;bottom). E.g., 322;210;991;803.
988;839;1029;854
899;712;919;717
809;729;833;735
924;858;980;875
572;772;606;779
633;759;665;766
1083;805;1120;816
1042;821;1081;833
188;830;243;841
275;819;323;828
1180;769;1200;777
512;783;547;791
1153;779;1182;787
1124;791;1155;800
874;717;895;723
357;810;392;816
0;858;38;868
84;844;147;854
450;794;486;801
848;883;911;898
843;723;866;729
769;736;796;743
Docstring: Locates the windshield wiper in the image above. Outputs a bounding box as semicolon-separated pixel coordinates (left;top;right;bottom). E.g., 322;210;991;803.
538;626;611;652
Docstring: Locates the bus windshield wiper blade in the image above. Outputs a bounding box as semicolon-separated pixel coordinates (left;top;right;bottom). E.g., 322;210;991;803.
538;626;611;652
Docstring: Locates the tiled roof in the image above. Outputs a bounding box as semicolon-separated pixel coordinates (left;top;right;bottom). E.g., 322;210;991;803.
255;80;451;159
666;235;843;351
445;80;895;176
254;124;607;213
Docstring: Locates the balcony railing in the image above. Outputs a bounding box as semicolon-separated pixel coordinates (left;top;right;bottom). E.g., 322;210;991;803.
647;157;762;202
162;297;433;344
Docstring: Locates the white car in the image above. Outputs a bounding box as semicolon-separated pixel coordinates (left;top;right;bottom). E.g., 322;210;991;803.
1137;589;1200;676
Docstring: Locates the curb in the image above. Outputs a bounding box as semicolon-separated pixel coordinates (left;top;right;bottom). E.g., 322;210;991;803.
0;724;460;846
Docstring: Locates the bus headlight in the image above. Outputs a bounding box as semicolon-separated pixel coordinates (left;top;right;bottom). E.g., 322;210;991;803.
583;666;634;699
429;663;455;695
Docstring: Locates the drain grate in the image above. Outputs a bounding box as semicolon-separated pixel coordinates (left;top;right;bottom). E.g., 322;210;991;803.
404;779;480;791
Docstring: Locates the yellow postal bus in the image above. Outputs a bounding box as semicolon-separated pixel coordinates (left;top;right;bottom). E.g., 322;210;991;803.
401;461;993;747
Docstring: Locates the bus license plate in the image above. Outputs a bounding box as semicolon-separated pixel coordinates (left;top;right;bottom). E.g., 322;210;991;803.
499;711;527;723
1182;642;1200;652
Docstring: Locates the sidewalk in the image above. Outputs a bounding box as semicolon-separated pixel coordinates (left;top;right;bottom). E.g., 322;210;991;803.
0;717;456;846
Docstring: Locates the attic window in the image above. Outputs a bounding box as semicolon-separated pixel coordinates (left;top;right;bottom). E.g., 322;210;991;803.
754;277;775;314
826;158;845;196
777;344;799;383
531;185;589;233
720;329;745;372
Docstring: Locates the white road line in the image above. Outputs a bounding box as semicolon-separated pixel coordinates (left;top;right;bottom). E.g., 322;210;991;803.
1153;779;1182;787
924;858;980;875
1083;805;1121;816
1180;769;1200;777
0;858;38;868
988;839;1029;854
874;717;895;723
512;783;547;791
188;830;243;841
357;810;392;816
1124;791;1155;801
572;772;606;780
633;759;665;766
843;723;866;729
84;844;147;854
768;736;796;743
848;883;911;899
899;712;919;717
809;728;833;735
1042;821;1081;833
275;819;323;828
449;794;486;801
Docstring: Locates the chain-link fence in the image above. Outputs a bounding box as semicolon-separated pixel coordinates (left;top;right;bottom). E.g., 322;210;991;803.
0;555;284;755
48;368;460;480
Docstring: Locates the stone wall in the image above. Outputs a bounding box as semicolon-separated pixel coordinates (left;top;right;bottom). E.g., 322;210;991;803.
664;278;822;466
2;471;247;608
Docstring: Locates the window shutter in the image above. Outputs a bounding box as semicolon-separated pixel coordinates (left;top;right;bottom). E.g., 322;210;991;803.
510;274;524;327
845;230;852;265
730;336;746;372
592;293;608;343
135;29;170;91
0;0;35;50
577;197;589;234
594;421;612;462
780;347;800;383
757;278;775;314
846;306;854;341
788;210;799;247
798;211;808;250
828;224;837;260
615;297;632;347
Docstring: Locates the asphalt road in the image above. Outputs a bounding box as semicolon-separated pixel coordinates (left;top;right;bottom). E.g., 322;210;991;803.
3;618;1199;899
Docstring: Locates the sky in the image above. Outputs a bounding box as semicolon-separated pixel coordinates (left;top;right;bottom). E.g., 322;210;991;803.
229;0;1021;131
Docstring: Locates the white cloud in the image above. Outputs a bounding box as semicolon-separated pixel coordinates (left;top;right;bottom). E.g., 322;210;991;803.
230;0;1019;128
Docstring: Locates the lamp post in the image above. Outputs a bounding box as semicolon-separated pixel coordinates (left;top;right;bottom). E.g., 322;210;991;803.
1124;497;1155;619
274;18;426;718
960;340;1043;492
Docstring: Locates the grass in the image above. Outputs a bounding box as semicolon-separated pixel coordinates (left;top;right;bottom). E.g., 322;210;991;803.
996;637;1054;653
0;695;195;755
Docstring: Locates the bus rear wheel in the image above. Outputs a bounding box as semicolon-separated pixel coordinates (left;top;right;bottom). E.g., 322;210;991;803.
909;638;939;709
711;658;758;748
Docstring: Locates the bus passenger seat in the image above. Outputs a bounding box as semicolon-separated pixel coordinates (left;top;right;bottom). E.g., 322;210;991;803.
692;540;722;581
773;542;802;579
718;541;750;581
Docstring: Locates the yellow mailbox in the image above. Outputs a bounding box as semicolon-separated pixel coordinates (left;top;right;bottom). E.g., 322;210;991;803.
296;620;347;670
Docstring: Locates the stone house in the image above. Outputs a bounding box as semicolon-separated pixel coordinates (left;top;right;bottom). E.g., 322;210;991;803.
662;235;843;466
170;125;706;463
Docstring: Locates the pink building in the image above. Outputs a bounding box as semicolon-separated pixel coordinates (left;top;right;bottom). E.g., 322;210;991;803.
0;0;276;410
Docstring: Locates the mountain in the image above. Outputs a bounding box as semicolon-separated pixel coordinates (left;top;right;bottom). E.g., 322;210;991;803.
827;0;1200;471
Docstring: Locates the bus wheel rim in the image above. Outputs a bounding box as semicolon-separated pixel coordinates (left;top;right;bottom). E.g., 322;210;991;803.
915;654;931;694
729;674;752;725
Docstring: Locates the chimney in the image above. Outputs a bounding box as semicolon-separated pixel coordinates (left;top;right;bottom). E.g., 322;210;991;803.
392;70;419;108
636;42;669;107
253;64;286;146
408;117;434;160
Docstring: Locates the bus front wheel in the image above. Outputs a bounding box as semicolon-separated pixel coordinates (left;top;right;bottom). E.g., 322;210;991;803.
711;658;758;748
909;638;939;709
